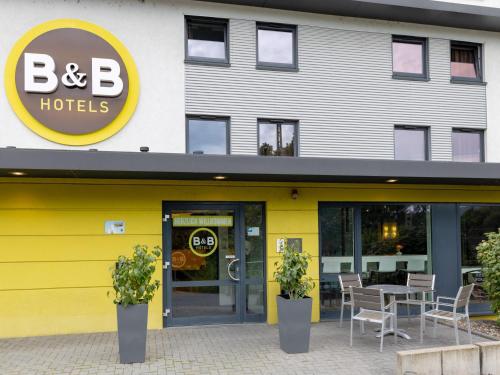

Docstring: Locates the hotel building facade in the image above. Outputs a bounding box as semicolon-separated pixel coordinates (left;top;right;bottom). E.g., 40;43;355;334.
1;0;500;337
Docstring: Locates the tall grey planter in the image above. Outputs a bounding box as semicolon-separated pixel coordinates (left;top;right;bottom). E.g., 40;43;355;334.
276;295;312;354
117;304;148;364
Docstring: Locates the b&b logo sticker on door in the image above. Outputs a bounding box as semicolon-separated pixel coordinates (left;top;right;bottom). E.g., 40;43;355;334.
189;227;219;257
4;19;139;145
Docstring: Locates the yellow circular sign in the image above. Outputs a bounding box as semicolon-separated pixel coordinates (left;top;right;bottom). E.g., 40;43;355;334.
188;227;218;257
4;19;139;145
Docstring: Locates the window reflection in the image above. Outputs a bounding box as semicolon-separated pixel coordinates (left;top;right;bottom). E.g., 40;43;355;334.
393;41;424;74
188;118;227;155
460;205;500;304
258;28;294;65
187;18;227;60
394;127;427;161
258;121;296;156
452;130;483;162
451;43;480;79
361;205;431;286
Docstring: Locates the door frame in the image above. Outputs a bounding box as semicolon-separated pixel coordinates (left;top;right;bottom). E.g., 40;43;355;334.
162;201;267;327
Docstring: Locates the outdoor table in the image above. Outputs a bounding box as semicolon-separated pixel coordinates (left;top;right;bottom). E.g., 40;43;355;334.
367;284;432;340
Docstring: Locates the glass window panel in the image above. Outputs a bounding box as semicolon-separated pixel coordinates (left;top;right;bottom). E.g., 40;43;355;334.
188;119;227;155
259;122;296;156
451;45;478;78
187;20;226;60
452;131;482;162
171;209;235;282
320;280;343;316
392;41;423;74
460;205;500;304
258;28;294;65
320;207;355;260
246;284;265;314
258;122;277;156
244;204;265;279
361;205;431;286
319;207;354;315
172;286;236;318
394;127;427;161
279;124;295;156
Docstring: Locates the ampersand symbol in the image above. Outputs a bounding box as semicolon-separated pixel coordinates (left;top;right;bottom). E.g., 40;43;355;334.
61;63;87;88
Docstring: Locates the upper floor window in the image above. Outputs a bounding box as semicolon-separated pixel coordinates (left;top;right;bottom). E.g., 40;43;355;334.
394;126;429;161
186;17;229;64
451;41;482;82
257;23;297;70
392;35;428;80
187;116;229;155
452;129;484;162
258;120;297;156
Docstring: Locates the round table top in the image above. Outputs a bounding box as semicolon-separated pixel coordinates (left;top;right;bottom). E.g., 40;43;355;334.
367;284;431;295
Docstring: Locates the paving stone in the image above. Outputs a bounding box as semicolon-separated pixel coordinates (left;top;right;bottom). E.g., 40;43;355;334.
0;321;490;374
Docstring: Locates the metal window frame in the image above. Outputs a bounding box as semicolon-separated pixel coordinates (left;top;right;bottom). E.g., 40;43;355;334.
186;115;231;155
451;128;485;162
318;202;434;320
256;22;298;71
450;40;484;84
257;118;299;157
162;201;267;326
185;16;230;66
391;35;429;81
393;125;430;161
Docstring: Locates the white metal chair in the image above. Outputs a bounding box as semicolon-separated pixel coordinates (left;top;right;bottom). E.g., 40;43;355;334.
349;286;396;352
421;284;475;345
398;273;435;323
338;274;362;327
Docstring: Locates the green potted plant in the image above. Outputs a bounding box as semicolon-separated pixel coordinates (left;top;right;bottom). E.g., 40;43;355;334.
476;230;500;323
274;239;315;353
109;244;161;364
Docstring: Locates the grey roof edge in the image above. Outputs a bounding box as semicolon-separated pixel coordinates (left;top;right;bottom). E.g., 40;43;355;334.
1;148;500;185
200;0;500;33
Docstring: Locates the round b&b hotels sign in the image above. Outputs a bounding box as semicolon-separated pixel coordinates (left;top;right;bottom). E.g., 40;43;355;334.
5;19;139;145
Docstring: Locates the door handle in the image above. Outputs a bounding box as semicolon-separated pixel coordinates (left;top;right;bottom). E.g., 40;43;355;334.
227;258;240;281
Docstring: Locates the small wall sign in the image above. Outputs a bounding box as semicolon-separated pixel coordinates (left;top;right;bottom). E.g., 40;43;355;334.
105;220;125;234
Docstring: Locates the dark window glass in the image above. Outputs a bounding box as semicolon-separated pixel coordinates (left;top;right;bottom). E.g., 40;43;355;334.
452;130;483;162
244;204;265;280
186;18;227;61
451;42;481;79
361;205;431;286
394;127;428;161
319;206;354;316
257;24;296;67
392;36;427;78
460;205;500;304
187;118;228;155
258;121;296;156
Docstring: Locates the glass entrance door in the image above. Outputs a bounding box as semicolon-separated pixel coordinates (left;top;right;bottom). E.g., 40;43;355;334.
163;203;266;326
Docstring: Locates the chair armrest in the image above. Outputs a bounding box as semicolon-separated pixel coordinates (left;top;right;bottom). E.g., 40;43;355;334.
437;296;456;302
437;303;455;308
384;300;396;310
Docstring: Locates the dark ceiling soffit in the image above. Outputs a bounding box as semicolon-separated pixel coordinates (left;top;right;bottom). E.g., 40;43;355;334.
200;0;500;32
1;148;500;185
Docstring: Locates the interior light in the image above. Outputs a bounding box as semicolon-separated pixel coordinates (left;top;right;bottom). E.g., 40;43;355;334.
386;179;398;183
214;176;226;180
10;171;26;176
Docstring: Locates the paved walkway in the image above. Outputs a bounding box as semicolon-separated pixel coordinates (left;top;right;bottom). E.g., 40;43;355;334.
0;320;489;375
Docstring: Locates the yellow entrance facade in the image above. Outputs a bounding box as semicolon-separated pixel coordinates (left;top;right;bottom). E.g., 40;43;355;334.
1;178;499;338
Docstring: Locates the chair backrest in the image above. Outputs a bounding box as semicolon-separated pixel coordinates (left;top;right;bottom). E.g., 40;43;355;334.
350;286;384;312
455;283;475;308
338;273;362;292
407;273;435;290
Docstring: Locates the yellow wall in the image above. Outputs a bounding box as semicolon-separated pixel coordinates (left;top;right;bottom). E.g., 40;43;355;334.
1;178;500;338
